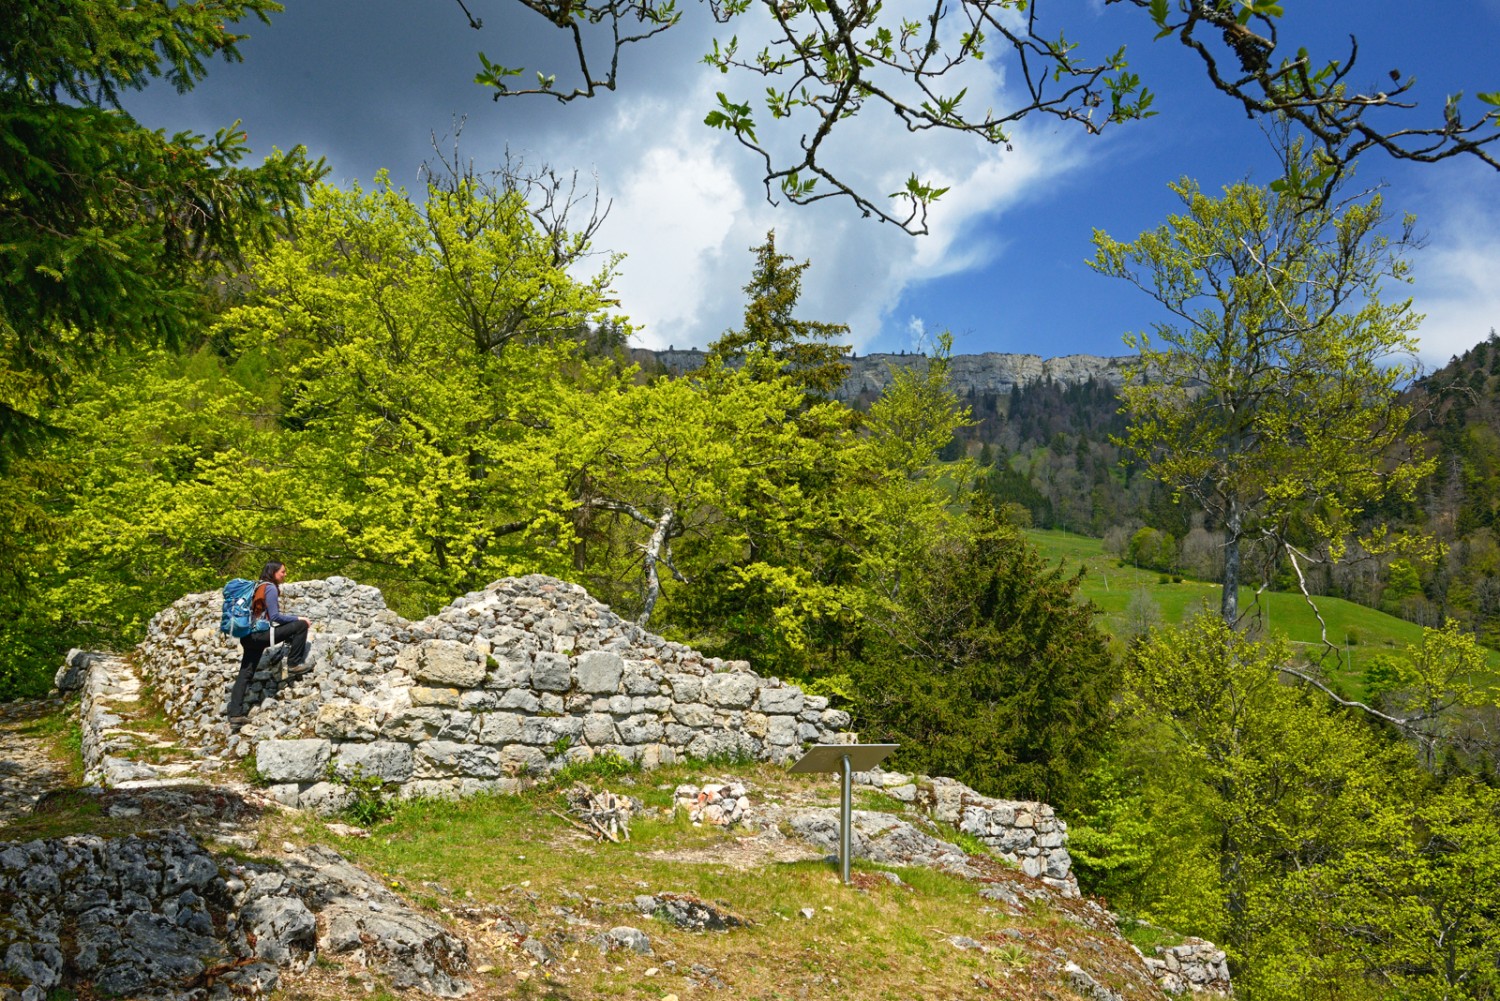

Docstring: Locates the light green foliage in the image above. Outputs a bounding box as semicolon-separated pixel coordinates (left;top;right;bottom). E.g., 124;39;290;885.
212;173;619;610
1092;154;1436;624
1093;616;1500;1000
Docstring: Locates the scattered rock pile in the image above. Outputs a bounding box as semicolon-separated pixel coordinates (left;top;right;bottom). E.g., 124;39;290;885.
134;575;851;810
857;771;1079;897
673;780;750;826
1145;938;1233;996
634;892;749;932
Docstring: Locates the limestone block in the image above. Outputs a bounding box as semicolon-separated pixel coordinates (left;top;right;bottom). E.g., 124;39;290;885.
805;695;829;712
300;781;354;815
521;715;584;746
498;689;540;712
257;739;332;783
757;686;804;715
400;779;461;800
664;723;696;745
410;686;461;708
574;651;624;693
315;702;380;741
618;715;665;744
743;712;769;738
478;712;524;744
333;741;414;782
766;715;801;746
539;692;565;713
458;777;524;796
622;666;658;696
531;652;571;692
460;689;499;711
582;713;618;744
607;694;632;715
820;708;852;730
641;695;671;712
704;673;758;708
639;743;677;768
1045;852;1072;879
416;740;502;778
499;744;547;775
667;674;703;703
267;783;302;807
398;639;485;687
687;730;754;760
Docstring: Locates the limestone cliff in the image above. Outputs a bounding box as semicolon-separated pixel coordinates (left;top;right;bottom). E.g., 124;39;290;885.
629;348;1135;400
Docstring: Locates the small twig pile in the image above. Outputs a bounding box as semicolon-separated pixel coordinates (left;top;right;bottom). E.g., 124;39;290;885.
555;783;640;843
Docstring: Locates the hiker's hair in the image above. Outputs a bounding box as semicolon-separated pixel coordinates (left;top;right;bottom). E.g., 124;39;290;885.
258;561;285;584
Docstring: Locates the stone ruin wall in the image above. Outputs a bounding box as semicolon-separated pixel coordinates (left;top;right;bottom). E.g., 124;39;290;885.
136;576;851;810
129;573;1084;898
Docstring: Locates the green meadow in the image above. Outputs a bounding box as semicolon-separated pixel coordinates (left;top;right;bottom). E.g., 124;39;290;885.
1023;528;1500;695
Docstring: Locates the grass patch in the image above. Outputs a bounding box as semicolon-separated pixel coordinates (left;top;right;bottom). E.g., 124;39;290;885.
17;700;86;785
1116;916;1187;952
1024;528;1500;698
283;767;1090;1000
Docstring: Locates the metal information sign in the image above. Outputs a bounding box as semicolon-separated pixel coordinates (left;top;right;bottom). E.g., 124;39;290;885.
789;743;898;884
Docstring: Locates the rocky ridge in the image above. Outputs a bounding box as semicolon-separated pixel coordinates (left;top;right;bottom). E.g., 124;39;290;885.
631;347;1135;399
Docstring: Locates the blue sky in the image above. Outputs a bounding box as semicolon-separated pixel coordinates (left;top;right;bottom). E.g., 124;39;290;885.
126;1;1500;366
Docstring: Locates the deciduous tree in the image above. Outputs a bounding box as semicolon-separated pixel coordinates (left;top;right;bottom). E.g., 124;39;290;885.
1091;157;1435;628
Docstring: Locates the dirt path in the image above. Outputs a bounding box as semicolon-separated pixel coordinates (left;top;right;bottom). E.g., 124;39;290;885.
0;696;74;826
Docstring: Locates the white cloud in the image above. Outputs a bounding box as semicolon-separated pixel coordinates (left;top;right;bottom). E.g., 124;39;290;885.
526;5;1096;352
1411;194;1500;366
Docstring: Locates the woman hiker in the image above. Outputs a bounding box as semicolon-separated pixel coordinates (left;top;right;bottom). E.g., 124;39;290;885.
227;561;313;728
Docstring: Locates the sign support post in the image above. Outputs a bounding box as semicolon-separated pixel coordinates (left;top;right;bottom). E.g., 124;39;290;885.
789;743;898;884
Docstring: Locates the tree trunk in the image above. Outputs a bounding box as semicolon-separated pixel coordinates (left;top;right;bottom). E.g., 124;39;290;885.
637;505;676;628
1220;507;1241;624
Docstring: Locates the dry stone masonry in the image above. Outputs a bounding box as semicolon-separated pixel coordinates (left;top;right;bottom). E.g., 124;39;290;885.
855;770;1079;897
135;575;852;810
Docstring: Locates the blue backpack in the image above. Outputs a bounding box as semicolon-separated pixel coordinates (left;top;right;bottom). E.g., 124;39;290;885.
221;579;270;638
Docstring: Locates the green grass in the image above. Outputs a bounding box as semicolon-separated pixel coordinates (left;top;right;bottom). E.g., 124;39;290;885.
279;761;1138;1001
1024;528;1500;697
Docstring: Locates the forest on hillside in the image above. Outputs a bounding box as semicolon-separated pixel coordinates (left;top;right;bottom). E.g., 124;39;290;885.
4;4;1499;1000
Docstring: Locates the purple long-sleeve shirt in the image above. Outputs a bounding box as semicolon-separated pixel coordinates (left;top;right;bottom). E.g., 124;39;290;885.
262;583;299;625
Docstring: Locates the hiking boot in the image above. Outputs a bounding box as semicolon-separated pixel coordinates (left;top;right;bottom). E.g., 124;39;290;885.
228;715;249;730
285;663;312;678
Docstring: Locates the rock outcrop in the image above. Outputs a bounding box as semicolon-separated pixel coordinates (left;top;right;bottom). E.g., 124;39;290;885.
0;799;470;1001
631;347;1135;400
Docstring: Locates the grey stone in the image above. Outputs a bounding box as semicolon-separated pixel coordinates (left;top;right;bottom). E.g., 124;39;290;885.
478;712;524;744
531;652;571;692
497;689;540;711
574;651;624;693
703;673;758;708
667;674;702;703
619;716;665;744
399;639;486;688
315;701;380;740
583;713;618;744
416;740;502;778
599;926;652;954
257;739;332;783
335;741;415;783
757;686;804;714
242;894;317;966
